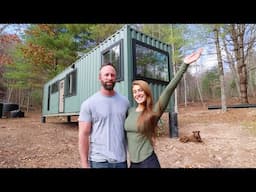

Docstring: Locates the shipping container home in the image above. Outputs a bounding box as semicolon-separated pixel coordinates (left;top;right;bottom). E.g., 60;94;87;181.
41;24;178;137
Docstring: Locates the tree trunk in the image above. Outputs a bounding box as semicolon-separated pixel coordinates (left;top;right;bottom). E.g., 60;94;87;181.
213;26;227;112
7;87;13;103
222;35;241;97
170;24;178;113
230;24;248;104
195;62;204;107
184;73;187;107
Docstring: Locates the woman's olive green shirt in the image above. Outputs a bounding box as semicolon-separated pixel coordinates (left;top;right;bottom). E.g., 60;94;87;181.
125;63;189;163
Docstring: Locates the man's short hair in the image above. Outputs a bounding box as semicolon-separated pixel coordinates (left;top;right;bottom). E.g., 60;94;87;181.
100;63;117;71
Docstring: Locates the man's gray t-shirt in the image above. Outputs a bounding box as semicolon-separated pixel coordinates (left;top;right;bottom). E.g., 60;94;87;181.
78;91;130;163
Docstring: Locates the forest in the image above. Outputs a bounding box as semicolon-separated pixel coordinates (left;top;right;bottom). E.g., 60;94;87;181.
1;24;256;112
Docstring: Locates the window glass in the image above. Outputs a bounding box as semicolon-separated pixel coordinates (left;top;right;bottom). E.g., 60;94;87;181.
65;70;77;96
102;40;123;81
134;41;169;82
51;81;59;94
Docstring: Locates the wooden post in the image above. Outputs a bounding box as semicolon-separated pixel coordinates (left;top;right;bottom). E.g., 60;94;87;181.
169;112;178;138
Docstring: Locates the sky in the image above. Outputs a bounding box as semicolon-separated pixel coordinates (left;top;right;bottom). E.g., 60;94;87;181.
0;24;28;37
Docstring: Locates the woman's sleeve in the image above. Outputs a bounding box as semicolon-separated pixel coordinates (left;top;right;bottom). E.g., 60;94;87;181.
153;63;189;116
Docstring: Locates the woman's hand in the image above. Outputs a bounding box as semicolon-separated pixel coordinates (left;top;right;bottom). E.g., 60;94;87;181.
183;48;203;65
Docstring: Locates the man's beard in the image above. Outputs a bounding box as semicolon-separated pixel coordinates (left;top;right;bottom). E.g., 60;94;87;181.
101;81;116;91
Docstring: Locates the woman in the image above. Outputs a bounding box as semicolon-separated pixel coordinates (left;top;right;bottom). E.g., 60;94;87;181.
124;48;203;168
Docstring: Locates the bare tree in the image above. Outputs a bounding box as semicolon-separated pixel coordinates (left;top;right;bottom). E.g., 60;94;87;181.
213;25;227;112
229;24;248;103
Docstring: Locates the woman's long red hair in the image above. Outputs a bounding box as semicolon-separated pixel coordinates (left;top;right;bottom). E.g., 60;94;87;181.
132;80;159;144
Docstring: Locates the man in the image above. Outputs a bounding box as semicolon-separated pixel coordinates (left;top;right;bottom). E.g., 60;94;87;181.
78;63;130;168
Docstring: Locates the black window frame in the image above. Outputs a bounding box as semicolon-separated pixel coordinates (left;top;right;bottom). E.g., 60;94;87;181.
47;85;50;111
101;39;124;82
65;69;77;97
50;81;59;94
132;39;170;85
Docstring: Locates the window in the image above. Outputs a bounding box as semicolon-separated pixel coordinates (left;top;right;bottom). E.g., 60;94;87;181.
133;39;170;84
65;69;77;97
101;40;123;81
47;86;50;111
51;81;59;94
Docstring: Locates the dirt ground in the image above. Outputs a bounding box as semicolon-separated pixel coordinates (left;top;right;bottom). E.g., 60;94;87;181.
1;101;256;168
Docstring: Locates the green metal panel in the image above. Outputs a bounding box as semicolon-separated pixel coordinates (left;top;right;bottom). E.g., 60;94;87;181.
42;24;174;117
126;25;174;112
42;66;75;116
42;25;129;117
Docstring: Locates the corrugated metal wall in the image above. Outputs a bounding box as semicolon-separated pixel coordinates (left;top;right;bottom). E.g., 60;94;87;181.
42;24;174;116
42;25;129;116
127;26;173;111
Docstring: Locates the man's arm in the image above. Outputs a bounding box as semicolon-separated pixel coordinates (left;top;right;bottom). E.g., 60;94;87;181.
78;121;91;168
